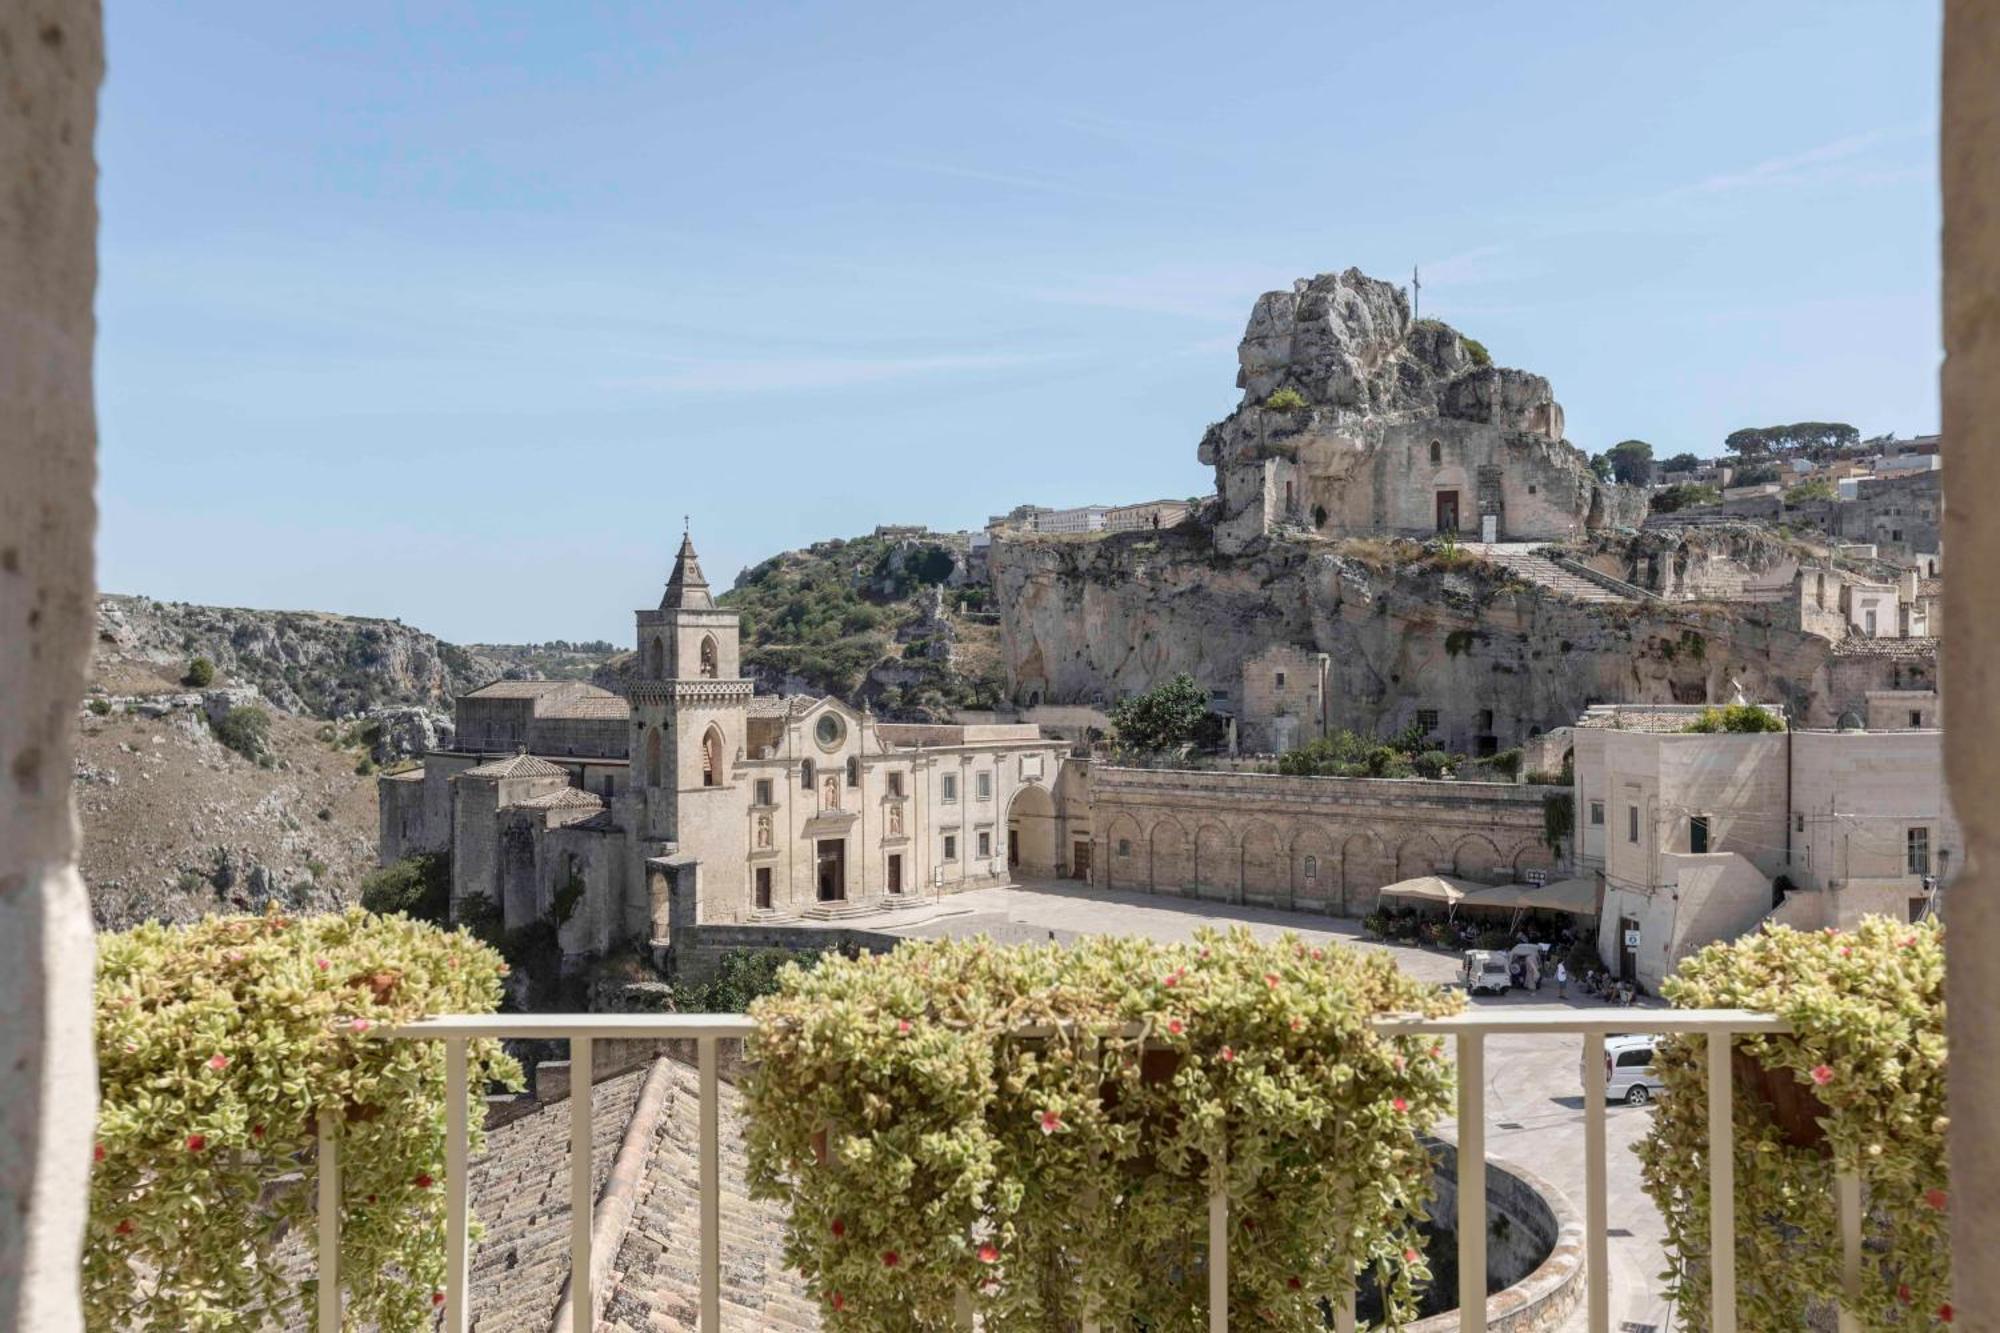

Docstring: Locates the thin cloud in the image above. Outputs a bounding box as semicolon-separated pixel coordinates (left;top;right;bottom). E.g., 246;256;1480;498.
615;350;1062;395
1669;128;1904;198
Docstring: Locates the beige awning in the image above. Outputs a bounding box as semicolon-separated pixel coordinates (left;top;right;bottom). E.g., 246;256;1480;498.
1516;876;1601;915
1457;882;1541;911
1377;875;1476;905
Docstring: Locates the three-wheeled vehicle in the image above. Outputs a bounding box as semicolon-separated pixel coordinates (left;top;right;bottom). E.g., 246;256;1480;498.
1462;949;1512;995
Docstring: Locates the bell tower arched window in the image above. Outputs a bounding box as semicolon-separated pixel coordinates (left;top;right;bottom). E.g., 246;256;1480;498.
646;636;664;678
702;726;723;788
699;635;718;678
1429;440;1442;466
645;726;662;787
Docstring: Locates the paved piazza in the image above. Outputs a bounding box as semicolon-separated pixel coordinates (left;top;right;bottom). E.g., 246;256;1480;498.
845;880;1674;1332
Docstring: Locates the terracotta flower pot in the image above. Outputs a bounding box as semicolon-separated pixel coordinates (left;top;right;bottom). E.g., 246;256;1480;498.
1732;1049;1830;1153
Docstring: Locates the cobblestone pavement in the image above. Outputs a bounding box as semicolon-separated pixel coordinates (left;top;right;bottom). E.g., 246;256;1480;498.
881;880;1676;1332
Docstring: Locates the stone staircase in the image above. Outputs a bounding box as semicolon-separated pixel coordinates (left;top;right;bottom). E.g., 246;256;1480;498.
1475;544;1640;604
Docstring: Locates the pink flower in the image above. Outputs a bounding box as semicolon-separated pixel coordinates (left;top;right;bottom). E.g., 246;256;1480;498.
1039;1110;1063;1135
897;1019;912;1035
1167;1018;1184;1036
350;1018;372;1034
432;1291;445;1308
1403;1247;1420;1263
1898;1284;1912;1304
414;1173;434;1189
1925;1188;1949;1212
206;1053;229;1071
1311;947;1324;961
831;1217;846;1238
1220;1046;1237;1063
93;1143;105;1163
1392;1097;1409;1113
1265;973;1281;988
1163;972;1180;988
1841;946;1853;958
881;1250;900;1268
115;1218;133;1236
315;957;330;971
1289;1017;1305;1032
1901;936;1917;949
1810;1064;1834;1086
831;1292;846;1312
185;1134;207;1153
1940;1304;1954;1324
225;950;245;964
978;1242;1000;1263
251;1124;265;1139
446;954;460;969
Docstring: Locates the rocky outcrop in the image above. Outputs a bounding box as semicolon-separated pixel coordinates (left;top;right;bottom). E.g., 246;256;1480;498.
95;594;490;717
363;705;455;763
1200;269;1646;553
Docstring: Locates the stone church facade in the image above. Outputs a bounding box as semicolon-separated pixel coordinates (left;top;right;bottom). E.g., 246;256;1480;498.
379;533;1083;959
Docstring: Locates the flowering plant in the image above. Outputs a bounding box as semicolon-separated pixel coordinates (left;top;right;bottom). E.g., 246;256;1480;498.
1636;917;1949;1330
87;908;521;1332
744;927;1460;1329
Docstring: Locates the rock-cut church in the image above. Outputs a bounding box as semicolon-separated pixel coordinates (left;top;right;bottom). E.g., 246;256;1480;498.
378;532;1082;959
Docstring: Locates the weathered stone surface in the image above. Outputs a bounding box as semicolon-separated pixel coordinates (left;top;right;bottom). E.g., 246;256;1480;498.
363;704;454;762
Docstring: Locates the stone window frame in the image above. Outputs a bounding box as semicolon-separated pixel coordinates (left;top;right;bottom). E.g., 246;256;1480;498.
943;832;959;862
754;778;774;807
1908;826;1931;876
977;829;993;859
1274;670;1286;690
887;770;905;798
976;770;993;802
1116;838;1132;857
942;772;959;804
1589;800;1605;827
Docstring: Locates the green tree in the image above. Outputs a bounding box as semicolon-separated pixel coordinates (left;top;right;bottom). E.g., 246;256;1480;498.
1605;439;1655;485
1587;453;1612;482
1734;463;1781;487
1651;483;1721;514
183;656;215;688
210;705;271;762
1683;704;1786;733
1660;452;1702;473
1108;674;1211;757
360;853;454;924
1785;477;1837;503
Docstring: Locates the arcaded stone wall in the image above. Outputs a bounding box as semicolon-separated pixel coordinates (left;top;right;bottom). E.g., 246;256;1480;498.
1090;766;1560;915
0;4;102;1328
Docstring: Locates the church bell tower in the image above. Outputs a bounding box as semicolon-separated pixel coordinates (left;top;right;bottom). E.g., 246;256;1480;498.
628;526;750;843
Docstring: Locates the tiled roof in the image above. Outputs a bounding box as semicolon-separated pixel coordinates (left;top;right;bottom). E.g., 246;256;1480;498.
463;753;572;779
539;692;629;720
746;694;820;717
1832;636;1939;658
464;680;584;699
509;787;605;811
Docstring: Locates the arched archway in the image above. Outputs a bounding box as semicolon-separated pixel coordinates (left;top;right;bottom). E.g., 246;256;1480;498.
701;725;723;787
1104;814;1145;891
1150;818;1191;894
1340;830;1393;916
1006;783;1058;878
1450;833;1505;883
1397;833;1445;880
1510;840;1558;882
1240;821;1284;905
699;634;718;678
1194;824;1236;901
1292;827;1336;911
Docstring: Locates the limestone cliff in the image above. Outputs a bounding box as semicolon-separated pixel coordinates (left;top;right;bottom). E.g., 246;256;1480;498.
990;528;1932;740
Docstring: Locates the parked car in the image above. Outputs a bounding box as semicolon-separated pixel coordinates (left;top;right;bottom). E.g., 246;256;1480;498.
1462;949;1512;995
1589;1034;1664;1105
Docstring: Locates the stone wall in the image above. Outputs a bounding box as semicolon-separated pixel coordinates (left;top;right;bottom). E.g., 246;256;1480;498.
1089;766;1561;915
669;922;903;986
1237;644;1328;753
1418;1139;1583;1333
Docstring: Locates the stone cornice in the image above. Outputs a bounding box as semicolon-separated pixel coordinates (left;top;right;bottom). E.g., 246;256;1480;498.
625;679;755;706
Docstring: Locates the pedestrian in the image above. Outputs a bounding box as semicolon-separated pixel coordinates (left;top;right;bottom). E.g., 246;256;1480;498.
1556;960;1568;998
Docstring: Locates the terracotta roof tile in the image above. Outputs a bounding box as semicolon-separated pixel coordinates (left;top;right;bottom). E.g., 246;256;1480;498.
463;753;572;779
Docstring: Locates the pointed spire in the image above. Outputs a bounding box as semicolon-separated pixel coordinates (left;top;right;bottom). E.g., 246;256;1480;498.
661;527;714;610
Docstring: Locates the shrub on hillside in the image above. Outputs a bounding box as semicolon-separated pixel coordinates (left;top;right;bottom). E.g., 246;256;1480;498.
1650;483;1720;514
210;704;271;762
86;908;520;1333
1264;386;1308;412
183;656;216;687
1413;749;1452;779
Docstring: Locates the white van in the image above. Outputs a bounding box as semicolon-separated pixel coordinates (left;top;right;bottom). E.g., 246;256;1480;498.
1589;1034;1664;1105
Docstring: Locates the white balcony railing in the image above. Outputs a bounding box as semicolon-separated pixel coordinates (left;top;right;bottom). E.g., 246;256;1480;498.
311;1009;1880;1333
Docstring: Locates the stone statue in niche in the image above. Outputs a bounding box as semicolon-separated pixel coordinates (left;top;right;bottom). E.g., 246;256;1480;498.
822;776;840;811
755;813;772;849
888;802;904;836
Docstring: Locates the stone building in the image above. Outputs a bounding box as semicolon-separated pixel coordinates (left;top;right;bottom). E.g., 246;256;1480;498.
1236;644;1330;753
1200;269;1647;555
1088;765;1562;916
379;532;1082;960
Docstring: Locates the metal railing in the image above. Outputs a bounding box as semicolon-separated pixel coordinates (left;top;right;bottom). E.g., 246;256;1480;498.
308;1008;1879;1333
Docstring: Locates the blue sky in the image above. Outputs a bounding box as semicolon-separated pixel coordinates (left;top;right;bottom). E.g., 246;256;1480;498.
97;2;1941;642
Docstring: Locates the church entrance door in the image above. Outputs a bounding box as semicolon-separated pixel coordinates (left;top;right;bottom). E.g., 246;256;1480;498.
887;853;903;895
1435;491;1460;533
816;839;847;902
